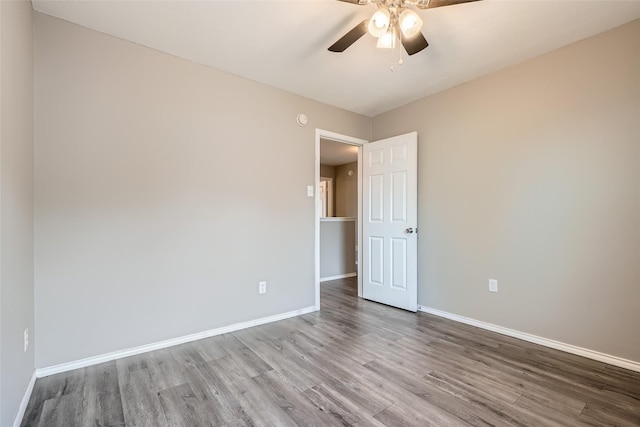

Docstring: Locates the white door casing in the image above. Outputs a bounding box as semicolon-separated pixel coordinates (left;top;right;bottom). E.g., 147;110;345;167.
362;132;417;312
315;129;368;310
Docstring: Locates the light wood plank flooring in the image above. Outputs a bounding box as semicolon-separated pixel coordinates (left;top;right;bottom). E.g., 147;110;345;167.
21;277;640;426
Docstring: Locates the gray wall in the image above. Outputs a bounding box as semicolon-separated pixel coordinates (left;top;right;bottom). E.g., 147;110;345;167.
31;10;639;373
320;220;357;279
34;13;371;368
372;20;640;362
335;162;358;218
0;1;35;425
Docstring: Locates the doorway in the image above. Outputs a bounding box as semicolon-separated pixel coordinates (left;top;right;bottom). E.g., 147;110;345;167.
314;130;367;310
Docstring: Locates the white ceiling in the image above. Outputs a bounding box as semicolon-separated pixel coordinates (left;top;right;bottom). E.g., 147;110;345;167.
320;138;359;166
31;0;640;117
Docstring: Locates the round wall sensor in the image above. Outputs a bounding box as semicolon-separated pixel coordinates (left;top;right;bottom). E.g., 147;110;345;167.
296;113;308;127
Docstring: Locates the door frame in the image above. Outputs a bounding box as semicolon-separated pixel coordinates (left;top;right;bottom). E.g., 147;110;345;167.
315;129;368;310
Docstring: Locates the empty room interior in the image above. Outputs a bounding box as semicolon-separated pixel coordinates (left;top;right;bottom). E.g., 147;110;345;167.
1;0;639;426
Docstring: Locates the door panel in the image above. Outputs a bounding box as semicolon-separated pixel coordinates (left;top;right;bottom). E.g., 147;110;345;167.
369;174;384;222
369;148;384;167
391;171;407;222
369;236;384;286
390;237;407;290
362;132;417;312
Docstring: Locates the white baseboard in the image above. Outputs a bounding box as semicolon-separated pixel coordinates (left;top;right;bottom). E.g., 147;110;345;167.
418;305;640;373
13;370;37;427
36;305;317;378
320;272;357;282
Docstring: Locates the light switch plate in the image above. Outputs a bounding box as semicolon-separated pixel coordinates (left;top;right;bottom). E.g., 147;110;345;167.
307;186;314;197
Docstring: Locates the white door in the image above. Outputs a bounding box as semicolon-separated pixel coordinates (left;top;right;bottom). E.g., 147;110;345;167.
362;132;417;312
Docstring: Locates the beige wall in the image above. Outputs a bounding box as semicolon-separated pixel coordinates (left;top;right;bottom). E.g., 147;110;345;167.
34;13;370;368
320;164;336;179
335;162;358;218
1;1;35;425
320;162;357;218
372;20;640;362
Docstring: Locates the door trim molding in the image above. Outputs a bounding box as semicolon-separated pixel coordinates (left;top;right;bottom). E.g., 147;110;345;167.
419;305;640;372
315;129;368;310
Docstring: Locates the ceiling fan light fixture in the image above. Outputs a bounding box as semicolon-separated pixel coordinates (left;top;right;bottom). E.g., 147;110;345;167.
367;8;391;37
398;9;423;38
376;27;397;49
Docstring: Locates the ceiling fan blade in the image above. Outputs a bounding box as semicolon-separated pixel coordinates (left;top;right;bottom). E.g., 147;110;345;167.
401;32;429;56
415;0;481;9
328;20;369;53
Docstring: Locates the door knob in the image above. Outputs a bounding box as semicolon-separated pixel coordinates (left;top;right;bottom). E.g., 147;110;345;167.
405;228;414;234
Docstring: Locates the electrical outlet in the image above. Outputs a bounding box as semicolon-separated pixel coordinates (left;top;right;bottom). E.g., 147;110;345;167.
489;279;498;293
24;328;29;352
259;281;267;294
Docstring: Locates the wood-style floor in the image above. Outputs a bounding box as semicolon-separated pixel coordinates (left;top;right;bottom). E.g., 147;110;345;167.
21;277;640;426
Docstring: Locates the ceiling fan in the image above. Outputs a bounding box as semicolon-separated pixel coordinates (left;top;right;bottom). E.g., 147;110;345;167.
329;0;480;56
